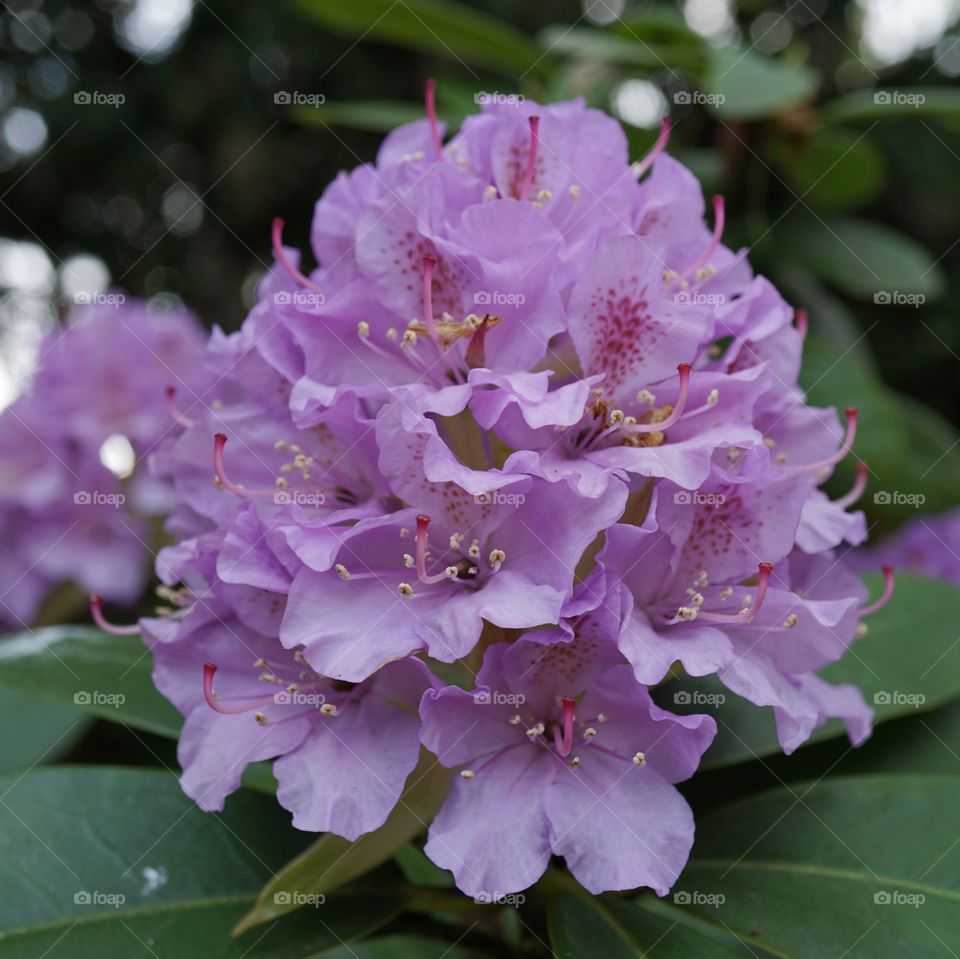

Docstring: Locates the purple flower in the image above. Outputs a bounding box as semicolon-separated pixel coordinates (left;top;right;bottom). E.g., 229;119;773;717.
419;627;716;896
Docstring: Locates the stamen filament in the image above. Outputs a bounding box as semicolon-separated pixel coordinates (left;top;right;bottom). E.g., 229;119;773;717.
165;386;195;429
836;462;868;510
421;256;442;347
213;434;277;499
680;195;725;281
425;78;442;160
518;116;540;203
202;663;278;715
696;563;774;625
860;565;895;617
632;115;671;179
415;514;454;585
627;364;692;434
90;595;140;636
795;308;808;340
271;218;323;294
806;408;858;473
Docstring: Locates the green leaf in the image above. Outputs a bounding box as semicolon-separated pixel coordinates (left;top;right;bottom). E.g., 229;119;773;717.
548;891;743;958
0;688;90;774
237;751;451;932
0;766;401;958
704;46;818;120
295;0;545;78
775;214;945;301
394;844;453;888
0;626;180;738
676;775;960;957
770;128;887;211
824;88;960;124
537;26;702;70
661;573;960;768
315;937;470;958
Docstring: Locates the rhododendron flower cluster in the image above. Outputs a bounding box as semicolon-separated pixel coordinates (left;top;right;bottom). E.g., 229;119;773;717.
130;93;893;897
0;300;205;628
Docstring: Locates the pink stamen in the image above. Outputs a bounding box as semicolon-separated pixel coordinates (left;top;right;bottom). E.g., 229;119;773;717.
795;308;809;340
421;256;441;347
425;78;442;160
632;114;671;179
415;513;452;585
202;663;278;715
518;116;540;203
807;408;858;473
628;363;692;434
697;563;774;625
90;594;139;636
271;218;323;294
165;386;195;429
860;566;895;617
680;195;725;281
553;697;576;757
213;434;275;500
836;462;868;510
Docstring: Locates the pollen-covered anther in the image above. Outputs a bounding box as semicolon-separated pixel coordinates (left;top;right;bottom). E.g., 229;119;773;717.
763;437;776;448
488;548;506;570
719;586;733;600
274;440;289;451
509;714;522;725
690;592;705;608
402;330;418;347
449;532;465;548
632;752;646;766
254;712;269;725
483;184;498;201
694;570;709;588
460;769;476;779
526;722;546;738
707;389;719;406
569;184;581;197
609;409;625;425
398;582;415;597
293;649;305;664
597;713;607;723
856;623;869;638
444;566;459;579
676;606;699;621
783;613;798;628
662;269;678;283
357;321;370;338
320;703;338;716
583;727;597;739
335;564;350;580
569;756;581;768
468;540;481;559
403;553;414;568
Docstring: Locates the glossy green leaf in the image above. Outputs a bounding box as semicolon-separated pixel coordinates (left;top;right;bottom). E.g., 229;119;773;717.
295;0;545;78
771;128;887;211
0;626;180;738
824;88;960;124
775;214;945;301
704;46;818;120
0;687;90;774
237;752;451;932
548;891;742;958
538;26;702;70
315;938;470;959
675;776;960;957
660;573;960;768
0;766;400;958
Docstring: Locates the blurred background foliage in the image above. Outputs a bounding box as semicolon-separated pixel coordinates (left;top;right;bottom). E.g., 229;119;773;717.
1;0;958;542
